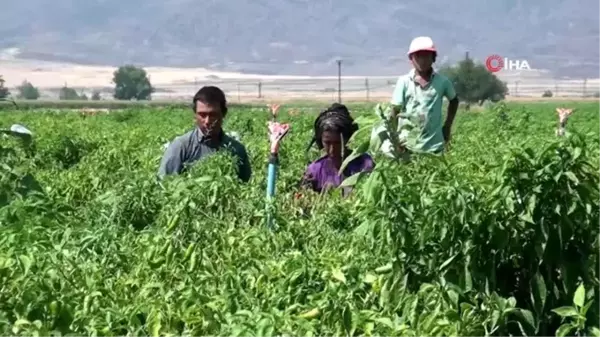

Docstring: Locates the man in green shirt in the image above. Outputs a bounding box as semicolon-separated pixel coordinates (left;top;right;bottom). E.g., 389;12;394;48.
379;36;459;156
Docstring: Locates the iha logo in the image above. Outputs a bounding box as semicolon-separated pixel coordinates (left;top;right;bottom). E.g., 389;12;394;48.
485;54;531;72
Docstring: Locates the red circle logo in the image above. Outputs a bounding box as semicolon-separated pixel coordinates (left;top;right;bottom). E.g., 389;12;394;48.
485;54;504;72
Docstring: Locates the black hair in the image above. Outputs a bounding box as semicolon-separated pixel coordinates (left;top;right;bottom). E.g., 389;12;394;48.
305;103;358;152
192;86;228;116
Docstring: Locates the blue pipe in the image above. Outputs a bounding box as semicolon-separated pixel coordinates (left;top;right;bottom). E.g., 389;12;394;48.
266;162;277;198
265;153;278;229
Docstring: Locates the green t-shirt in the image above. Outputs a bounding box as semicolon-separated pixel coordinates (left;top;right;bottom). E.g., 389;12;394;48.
390;69;457;153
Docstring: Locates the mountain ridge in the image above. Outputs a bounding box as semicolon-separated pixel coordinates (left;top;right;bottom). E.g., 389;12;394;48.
1;0;598;78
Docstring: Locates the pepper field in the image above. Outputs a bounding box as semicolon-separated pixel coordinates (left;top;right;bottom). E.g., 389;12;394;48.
0;102;599;336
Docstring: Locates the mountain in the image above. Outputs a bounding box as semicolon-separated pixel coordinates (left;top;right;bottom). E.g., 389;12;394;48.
1;0;598;78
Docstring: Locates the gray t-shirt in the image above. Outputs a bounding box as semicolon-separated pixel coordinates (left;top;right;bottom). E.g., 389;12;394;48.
157;127;251;182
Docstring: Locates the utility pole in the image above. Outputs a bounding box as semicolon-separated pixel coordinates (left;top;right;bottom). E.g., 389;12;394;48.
365;78;370;101
336;59;342;103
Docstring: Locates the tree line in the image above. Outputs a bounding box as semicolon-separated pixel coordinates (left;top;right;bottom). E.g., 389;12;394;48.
1;60;509;105
0;65;153;101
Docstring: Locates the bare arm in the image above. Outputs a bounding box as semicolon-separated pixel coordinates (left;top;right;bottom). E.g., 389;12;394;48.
442;78;459;142
444;97;459;130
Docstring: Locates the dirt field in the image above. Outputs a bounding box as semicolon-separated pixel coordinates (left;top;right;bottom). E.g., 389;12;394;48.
2;57;599;103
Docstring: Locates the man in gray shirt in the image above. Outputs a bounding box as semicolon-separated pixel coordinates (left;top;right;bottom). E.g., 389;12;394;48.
157;86;252;182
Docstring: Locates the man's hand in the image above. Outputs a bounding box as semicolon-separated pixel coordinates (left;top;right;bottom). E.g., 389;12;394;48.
442;124;452;143
443;97;459;145
396;142;407;153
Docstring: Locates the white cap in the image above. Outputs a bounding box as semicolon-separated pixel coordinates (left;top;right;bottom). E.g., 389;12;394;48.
408;36;437;55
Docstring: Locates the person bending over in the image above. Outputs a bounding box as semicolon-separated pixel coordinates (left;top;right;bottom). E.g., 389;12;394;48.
157;86;251;182
300;103;374;196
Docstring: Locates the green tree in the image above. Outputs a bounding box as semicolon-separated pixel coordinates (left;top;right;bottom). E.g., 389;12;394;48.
0;76;10;99
91;91;101;100
112;65;154;100
59;85;81;100
439;58;508;110
17;80;40;100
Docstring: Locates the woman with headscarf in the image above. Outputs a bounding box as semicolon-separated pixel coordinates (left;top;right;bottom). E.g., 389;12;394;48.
300;103;375;196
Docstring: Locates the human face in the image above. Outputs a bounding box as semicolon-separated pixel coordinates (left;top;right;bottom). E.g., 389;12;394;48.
195;101;223;137
321;130;342;160
410;51;434;72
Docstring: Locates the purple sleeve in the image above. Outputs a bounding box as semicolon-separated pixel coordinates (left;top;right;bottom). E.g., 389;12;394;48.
362;155;375;172
300;162;320;191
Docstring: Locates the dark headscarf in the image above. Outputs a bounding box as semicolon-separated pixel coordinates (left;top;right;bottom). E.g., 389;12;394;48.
305;103;358;153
